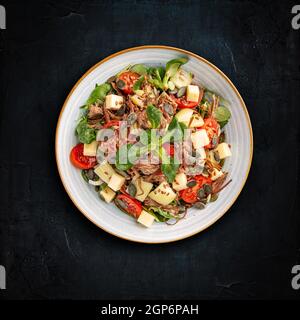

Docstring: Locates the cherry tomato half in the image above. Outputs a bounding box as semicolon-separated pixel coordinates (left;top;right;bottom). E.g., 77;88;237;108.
115;194;143;219
201;117;220;149
70;143;97;169
180;175;212;204
117;71;140;95
176;97;199;109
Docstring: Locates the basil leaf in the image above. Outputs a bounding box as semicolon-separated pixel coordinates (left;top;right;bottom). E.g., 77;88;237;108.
168;117;179;131
163;57;188;89
149;67;165;80
154;67;165;80
162;117;184;144
161;162;180;183
147;67;165;90
81;170;89;182
86;83;111;105
115;144;134;171
214;106;231;123
76;117;96;144
146;105;162;128
160;148;180;183
166;58;188;73
133;75;145;92
131;64;148;75
148;77;164;90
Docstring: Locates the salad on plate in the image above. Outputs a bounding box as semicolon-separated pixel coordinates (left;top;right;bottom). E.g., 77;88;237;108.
69;57;232;227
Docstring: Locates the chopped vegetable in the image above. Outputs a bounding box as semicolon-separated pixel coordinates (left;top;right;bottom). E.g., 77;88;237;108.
105;94;124;110
186;85;200;102
115;194;142;218
172;172;188;191
70;143;97;169
133;75;145;92
180;175;212;204
175;108;194;126
86;83;111;105
94;161;115;183
131;64;148;75
214;142;232;159
133;178;153;202
83;141;98;157
137;210;155;227
170;68;192;88
100;187;116;203
148;182;177;206
108;172;126;191
162;57;188;89
76;117;96;144
117;71;140;94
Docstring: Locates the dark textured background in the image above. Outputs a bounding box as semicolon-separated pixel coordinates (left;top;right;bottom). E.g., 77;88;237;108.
0;0;299;300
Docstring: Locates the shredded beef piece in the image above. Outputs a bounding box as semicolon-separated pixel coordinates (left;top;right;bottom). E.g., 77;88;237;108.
143;173;166;184
157;92;178;115
133;163;160;175
103;102;110;123
126;97;136;113
137;110;151;129
88;104;103;120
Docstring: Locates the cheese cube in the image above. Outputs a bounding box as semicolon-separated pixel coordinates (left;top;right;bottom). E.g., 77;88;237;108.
211;168;224;181
172;172;187;191
99;187;116;203
186;85;200;102
191;129;210;149
105;94;124;110
189;114;204;128
94;161;115;183
134;178;153;202
108;173;126;191
175;108;194;127
149;182;177;206
137;210;155;228
83;141;98;157
215;143;232;159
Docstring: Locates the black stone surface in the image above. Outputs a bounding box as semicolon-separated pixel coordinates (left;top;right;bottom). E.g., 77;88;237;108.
0;0;299;300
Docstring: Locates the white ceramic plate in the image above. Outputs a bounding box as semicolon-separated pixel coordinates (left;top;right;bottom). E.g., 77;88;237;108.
55;46;253;243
